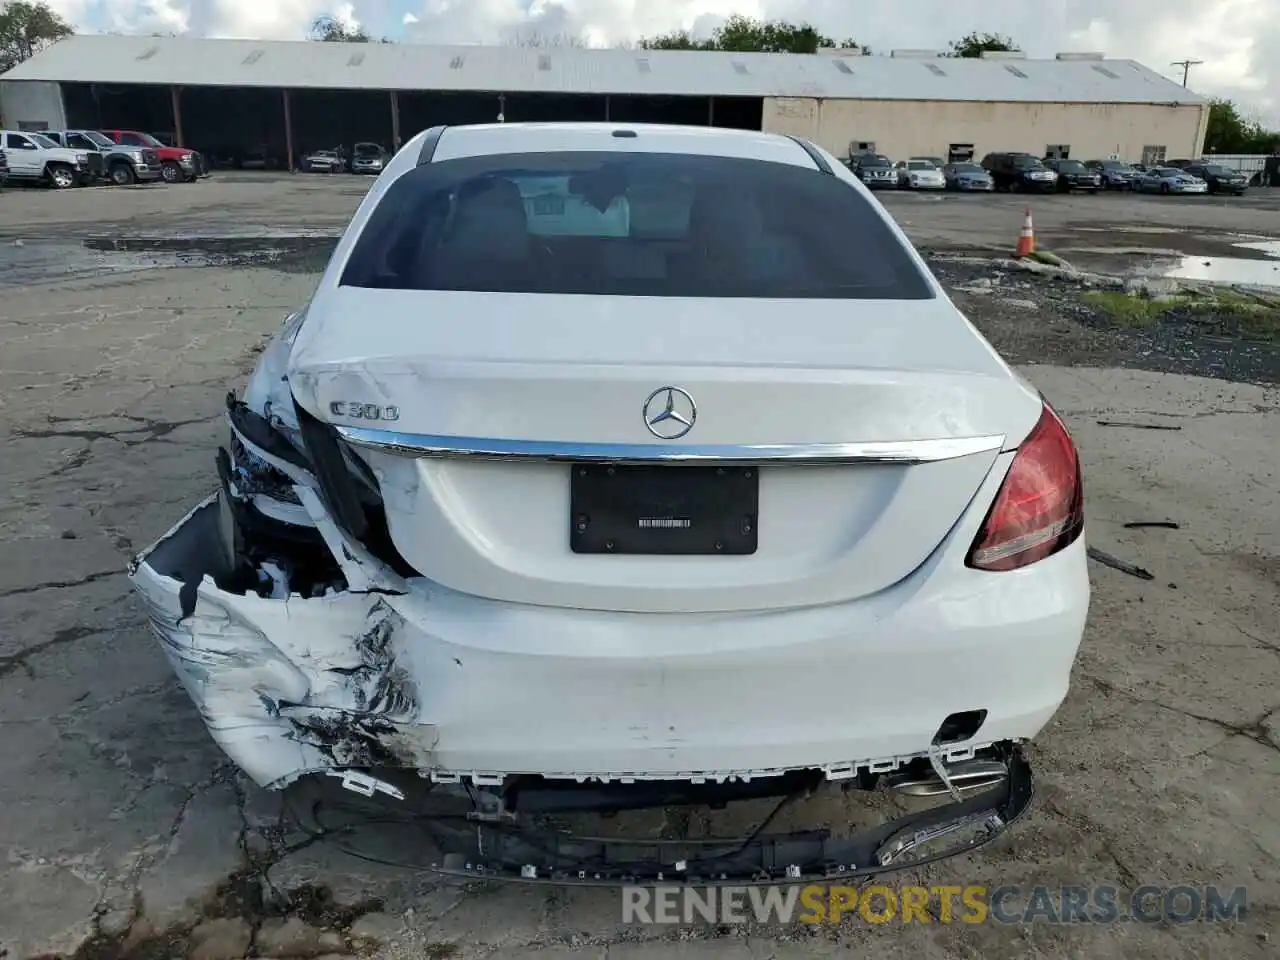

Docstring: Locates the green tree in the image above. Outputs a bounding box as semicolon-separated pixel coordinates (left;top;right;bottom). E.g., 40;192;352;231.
1203;98;1280;154
0;0;73;73
1204;98;1251;153
946;31;1020;58
639;29;709;51
310;14;371;42
506;32;588;48
640;15;868;55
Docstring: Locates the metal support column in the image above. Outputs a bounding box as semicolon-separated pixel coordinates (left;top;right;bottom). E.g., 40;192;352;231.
282;89;294;173
604;95;610;121
169;86;184;146
390;90;402;151
708;97;715;127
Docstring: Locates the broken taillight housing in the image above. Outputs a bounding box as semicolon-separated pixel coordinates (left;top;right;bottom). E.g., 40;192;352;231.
966;401;1084;571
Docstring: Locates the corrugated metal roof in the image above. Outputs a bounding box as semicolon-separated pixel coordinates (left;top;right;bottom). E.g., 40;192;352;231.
0;35;1205;105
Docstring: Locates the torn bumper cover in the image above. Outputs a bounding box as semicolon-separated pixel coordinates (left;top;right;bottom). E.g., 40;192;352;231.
129;494;436;788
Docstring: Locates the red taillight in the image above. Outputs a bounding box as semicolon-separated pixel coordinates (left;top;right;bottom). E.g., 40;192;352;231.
966;402;1084;571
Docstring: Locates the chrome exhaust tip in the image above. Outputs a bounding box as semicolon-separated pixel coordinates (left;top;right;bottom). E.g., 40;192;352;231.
886;758;1009;797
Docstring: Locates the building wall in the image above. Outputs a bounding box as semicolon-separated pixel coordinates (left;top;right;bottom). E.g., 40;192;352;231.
0;81;67;131
763;97;1207;163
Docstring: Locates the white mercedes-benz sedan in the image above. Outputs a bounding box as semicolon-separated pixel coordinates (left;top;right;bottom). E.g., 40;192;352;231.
131;122;1089;884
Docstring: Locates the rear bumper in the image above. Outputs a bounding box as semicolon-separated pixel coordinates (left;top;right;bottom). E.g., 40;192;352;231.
283;743;1035;885
129;460;1089;791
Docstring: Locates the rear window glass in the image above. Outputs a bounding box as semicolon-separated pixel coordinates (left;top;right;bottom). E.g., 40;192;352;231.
340;151;933;300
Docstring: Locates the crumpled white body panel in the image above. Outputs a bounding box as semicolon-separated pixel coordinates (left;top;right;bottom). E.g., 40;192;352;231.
131;497;437;788
130;472;1089;790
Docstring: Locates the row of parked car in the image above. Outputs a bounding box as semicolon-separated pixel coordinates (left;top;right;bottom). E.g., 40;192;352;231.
299;143;392;175
843;151;1253;197
0;128;210;190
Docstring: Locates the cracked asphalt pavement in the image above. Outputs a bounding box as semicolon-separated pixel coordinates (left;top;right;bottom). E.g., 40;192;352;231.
1;177;1278;960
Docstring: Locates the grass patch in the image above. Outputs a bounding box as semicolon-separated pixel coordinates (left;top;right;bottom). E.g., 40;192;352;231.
1231;310;1280;341
1080;290;1187;327
1081;287;1280;340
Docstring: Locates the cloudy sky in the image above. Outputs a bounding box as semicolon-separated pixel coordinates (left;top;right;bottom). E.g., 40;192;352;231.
40;0;1279;123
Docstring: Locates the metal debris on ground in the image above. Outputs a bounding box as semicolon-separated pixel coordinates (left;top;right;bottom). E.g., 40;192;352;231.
1095;420;1183;430
1086;546;1155;581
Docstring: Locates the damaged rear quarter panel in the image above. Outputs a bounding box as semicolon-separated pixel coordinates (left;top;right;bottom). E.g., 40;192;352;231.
129;495;437;789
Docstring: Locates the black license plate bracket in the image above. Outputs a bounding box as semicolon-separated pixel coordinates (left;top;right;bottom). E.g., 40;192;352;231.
569;464;758;555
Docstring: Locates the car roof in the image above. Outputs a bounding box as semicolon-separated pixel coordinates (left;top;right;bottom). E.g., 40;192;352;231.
429;122;820;168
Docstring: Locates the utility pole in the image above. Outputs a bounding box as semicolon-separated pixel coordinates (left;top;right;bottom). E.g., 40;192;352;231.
1170;59;1203;87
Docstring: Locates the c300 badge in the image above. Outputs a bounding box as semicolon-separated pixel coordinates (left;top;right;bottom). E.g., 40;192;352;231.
329;401;399;421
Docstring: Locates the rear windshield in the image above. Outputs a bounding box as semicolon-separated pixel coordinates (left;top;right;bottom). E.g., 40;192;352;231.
340;151;935;299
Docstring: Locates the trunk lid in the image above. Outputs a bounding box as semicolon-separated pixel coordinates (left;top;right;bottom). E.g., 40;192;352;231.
288;290;1041;613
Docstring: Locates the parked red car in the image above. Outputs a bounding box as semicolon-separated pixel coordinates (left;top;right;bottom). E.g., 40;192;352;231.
99;130;208;183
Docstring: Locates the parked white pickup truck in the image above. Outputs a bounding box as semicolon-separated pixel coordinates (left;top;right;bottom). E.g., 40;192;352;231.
0;129;96;188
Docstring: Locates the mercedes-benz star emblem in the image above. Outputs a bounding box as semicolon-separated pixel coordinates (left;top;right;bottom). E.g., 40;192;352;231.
643;386;696;440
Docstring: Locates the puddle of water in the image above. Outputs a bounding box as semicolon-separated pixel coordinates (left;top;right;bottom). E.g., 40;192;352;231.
1233;239;1280;257
1162;238;1280;287
1165;255;1280;286
82;235;335;255
0;235;337;288
1074;226;1179;235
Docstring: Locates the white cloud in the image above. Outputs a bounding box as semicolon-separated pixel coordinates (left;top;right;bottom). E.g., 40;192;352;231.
331;1;360;31
33;1;1280;123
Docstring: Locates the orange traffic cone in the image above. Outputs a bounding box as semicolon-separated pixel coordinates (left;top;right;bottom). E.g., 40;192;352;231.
1014;207;1036;258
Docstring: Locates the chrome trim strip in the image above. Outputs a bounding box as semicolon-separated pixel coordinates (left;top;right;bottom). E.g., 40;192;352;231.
335;427;1006;465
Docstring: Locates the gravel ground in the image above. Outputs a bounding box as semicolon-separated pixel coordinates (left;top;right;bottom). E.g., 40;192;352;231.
1;177;1278;960
929;257;1280;385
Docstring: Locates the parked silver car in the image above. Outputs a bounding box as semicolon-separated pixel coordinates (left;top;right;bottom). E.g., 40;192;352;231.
350;142;389;175
302;149;345;173
1137;167;1208;195
942;162;994;192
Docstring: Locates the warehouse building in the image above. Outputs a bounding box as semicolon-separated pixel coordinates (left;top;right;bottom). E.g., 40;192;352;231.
0;35;1207;169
